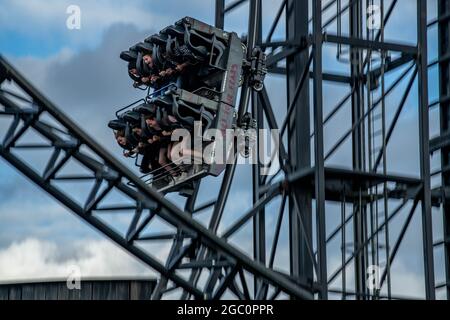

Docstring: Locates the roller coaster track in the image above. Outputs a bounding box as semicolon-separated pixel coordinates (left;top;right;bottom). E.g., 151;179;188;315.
0;56;312;300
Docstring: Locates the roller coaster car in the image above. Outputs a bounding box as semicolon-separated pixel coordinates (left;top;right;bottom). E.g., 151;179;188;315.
115;17;245;194
141;84;239;194
144;17;245;94
146;27;243;193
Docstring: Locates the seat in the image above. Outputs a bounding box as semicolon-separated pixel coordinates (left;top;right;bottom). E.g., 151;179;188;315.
152;45;167;71
136;51;149;77
182;25;209;60
120;50;138;62
189;30;226;66
141;123;154;140
127;61;142;83
135;42;154;55
108;119;127;131
146;33;169;46
162;25;185;39
121;111;141;127
199;107;214;131
153;94;174;110
166;37;201;65
177;100;214;131
135;102;157;116
128;44;141;56
135;42;154;76
124;124;139;147
172;96;196;128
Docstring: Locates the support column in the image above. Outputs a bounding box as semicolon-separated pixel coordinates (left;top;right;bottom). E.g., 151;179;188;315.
250;0;266;298
286;0;314;295
215;0;225;29
313;0;328;300
439;0;450;300
350;0;367;299
417;0;435;300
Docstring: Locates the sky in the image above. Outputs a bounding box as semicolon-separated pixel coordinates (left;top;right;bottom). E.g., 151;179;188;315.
0;0;447;299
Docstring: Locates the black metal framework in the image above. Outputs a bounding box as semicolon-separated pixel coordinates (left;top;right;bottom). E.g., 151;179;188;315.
0;0;448;300
215;0;440;300
0;57;311;300
437;0;450;299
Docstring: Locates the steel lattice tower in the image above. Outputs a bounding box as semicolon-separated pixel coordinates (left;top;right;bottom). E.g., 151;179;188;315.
0;0;449;300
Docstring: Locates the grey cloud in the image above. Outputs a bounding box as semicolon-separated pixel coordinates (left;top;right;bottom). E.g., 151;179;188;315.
0;238;157;282
12;24;154;164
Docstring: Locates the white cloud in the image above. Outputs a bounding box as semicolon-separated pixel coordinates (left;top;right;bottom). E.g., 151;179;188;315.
0;238;164;282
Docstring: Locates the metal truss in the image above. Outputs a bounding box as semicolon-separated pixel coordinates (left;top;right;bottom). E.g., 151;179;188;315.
215;0;442;300
0;0;448;300
0;57;312;300
433;0;450;299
